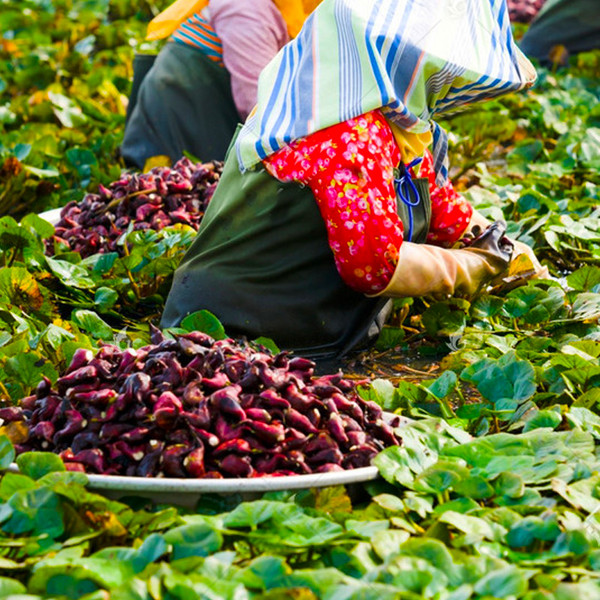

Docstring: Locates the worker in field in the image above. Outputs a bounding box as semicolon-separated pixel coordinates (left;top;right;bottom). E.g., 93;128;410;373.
507;0;546;24
121;0;322;169
162;0;548;363
519;0;600;66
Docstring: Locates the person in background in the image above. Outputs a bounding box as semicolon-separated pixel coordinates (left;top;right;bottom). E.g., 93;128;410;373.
519;0;600;66
507;0;546;24
162;0;547;364
121;0;322;170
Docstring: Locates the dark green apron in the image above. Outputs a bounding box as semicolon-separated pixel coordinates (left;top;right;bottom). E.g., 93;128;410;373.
121;42;240;169
161;136;431;361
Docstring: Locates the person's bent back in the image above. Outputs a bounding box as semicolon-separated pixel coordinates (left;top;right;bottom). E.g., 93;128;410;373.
520;0;600;66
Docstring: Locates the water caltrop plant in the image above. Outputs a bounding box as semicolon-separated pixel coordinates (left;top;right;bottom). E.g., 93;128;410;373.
1;0;600;597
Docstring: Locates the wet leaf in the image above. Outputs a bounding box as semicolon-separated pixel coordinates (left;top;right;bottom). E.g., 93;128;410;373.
0;436;15;470
71;309;113;341
16;452;65;480
163;523;223;560
181;310;227;340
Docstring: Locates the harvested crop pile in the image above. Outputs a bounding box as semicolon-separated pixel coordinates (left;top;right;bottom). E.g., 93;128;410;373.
47;158;223;258
2;331;400;478
507;0;545;23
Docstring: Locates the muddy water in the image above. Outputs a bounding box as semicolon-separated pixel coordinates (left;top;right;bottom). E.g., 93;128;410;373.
341;347;442;385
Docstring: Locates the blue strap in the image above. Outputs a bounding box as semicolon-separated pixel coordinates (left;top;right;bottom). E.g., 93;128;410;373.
394;157;423;242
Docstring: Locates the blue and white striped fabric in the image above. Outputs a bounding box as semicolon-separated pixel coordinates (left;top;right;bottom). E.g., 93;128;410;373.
235;0;535;184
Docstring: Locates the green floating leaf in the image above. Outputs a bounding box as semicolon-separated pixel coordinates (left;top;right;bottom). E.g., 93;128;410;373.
94;286;119;311
522;409;562;432
551;530;591;557
181;310;227;340
71;310;113;341
1;487;64;539
571;293;600;322
460;351;536;408
0;217;36;253
235;555;289;591
45;256;95;289
494;472;525;499
359;378;400;411
371;529;410;562
21;213;55;239
252;336;280;354
375;325;405;350
421;301;467;337
567;265;600;292
554;581;600;600
45;574;99;599
413;460;469;494
506;515;561;549
5;352;58;392
0;436;15;470
426;370;457;399
503;285;565;324
163;522;223;560
0;472;36;501
23;164;60;178
16;452;65;480
49;93;87;129
81;252;119;273
0;576;26;597
473;566;532;598
453;474;495;500
437;510;497;542
471;295;505;319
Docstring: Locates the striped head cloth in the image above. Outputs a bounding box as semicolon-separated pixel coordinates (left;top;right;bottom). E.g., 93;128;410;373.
235;0;536;185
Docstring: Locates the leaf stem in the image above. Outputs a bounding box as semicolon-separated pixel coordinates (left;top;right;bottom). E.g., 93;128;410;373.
0;379;12;401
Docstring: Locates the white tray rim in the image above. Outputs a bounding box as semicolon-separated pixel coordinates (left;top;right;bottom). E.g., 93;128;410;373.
8;463;380;493
38;207;62;226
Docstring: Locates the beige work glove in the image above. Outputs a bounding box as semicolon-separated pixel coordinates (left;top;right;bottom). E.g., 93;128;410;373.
371;221;513;299
465;209;491;235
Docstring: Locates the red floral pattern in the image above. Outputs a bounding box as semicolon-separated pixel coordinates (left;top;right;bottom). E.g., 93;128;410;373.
263;109;472;294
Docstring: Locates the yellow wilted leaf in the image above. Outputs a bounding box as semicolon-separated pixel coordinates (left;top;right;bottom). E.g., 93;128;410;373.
549;44;569;67
0;421;29;445
314;485;353;514
28;91;47;106
143;155;171;172
260;589;318;600
0;156;22;178
84;510;128;538
0;269;45;312
507;252;536;279
52;317;72;331
0;38;18;54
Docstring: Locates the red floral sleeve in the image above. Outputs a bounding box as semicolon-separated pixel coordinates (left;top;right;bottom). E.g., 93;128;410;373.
263;110;404;294
262;111;475;294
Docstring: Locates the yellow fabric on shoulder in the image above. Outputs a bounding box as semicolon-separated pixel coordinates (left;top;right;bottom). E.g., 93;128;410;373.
147;0;323;42
147;0;209;41
272;0;306;38
388;122;433;165
302;0;322;12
